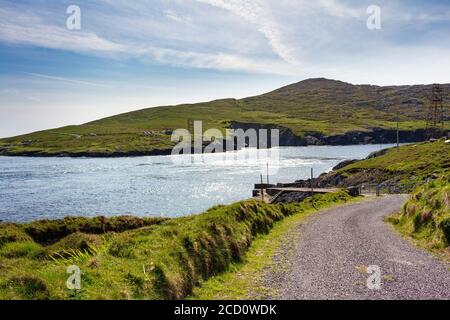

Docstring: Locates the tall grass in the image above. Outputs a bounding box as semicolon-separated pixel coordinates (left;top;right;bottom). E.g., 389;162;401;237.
0;191;354;300
391;177;450;249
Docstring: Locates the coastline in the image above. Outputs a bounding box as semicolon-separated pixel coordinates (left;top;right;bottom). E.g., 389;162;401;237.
0;127;441;158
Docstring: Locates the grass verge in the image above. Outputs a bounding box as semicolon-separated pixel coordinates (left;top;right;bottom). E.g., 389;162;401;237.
189;194;364;300
386;177;450;262
0;191;355;300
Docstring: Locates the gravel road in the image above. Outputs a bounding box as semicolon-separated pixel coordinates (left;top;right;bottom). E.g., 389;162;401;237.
268;195;450;300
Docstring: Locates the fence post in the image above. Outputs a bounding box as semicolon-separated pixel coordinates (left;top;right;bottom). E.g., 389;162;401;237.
260;174;264;202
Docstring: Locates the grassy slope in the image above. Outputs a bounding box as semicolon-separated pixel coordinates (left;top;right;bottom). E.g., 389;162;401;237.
319;139;450;191
387;177;450;260
0;191;353;300
1;78;448;156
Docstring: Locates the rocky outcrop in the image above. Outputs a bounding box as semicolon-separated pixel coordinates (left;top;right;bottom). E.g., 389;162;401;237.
229;122;446;147
1;123;446;158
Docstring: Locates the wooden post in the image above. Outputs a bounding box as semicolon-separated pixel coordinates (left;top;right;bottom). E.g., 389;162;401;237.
311;168;314;196
260;174;264;202
267;162;269;185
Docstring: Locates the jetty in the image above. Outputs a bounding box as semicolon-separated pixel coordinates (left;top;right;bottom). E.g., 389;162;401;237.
253;183;360;204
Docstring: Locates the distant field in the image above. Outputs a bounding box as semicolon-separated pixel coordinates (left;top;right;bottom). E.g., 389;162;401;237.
1;78;448;156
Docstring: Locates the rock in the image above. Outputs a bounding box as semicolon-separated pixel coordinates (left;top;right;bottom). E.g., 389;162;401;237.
425;174;439;182
445;140;450;144
304;135;322;145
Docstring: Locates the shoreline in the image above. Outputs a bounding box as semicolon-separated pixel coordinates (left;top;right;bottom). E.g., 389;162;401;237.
1;126;446;159
0;139;426;159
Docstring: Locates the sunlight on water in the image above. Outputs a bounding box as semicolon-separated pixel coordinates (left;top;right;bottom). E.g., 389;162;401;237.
0;145;396;222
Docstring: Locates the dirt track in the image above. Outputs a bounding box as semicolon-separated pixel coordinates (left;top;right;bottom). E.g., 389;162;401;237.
267;195;450;300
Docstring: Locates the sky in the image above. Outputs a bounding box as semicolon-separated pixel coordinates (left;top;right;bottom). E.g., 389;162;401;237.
0;0;450;137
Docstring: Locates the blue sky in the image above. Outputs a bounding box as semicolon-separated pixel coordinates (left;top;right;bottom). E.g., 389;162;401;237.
1;0;450;137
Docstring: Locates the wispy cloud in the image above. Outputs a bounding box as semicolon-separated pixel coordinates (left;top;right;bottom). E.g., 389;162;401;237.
0;2;299;75
0;0;449;78
165;9;191;23
316;0;364;19
0;18;126;55
196;0;300;65
26;73;108;88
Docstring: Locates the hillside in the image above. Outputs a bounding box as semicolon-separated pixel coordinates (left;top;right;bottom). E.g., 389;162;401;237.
0;78;449;157
297;139;450;192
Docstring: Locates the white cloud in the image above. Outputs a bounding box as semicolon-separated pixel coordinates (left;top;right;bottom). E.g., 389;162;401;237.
165;10;191;23
0;17;127;55
0;3;300;75
196;0;300;65
0;0;449;79
316;0;364;19
136;46;299;75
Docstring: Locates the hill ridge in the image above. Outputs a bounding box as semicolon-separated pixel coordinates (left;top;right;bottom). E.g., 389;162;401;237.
0;78;448;157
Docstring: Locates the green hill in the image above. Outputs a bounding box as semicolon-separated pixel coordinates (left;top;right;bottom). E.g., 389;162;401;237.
0;78;448;157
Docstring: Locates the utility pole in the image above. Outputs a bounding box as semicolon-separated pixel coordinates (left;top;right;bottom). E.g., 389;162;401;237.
310;168;314;197
396;110;400;152
260;174;264;202
426;84;444;139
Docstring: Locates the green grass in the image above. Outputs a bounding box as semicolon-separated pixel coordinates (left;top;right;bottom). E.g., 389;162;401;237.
0;191;355;300
387;177;450;260
323;139;450;191
1;78;448;156
190;195;364;300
